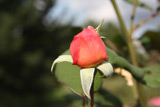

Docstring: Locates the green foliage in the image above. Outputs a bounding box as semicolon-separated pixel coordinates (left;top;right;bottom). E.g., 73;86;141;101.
140;31;160;50
144;73;160;88
143;66;160;72
95;88;122;107
54;50;102;96
106;47;144;80
142;64;160;88
100;23;127;57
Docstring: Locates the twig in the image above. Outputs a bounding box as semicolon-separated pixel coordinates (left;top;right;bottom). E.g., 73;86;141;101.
111;0;129;38
111;1;145;107
132;11;160;32
104;38;118;53
129;0;138;36
111;0;138;65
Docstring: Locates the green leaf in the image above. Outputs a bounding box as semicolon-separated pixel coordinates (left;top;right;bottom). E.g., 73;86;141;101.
105;47;144;80
53;50;103;96
143;73;160;88
55;62;82;96
143;66;160;72
80;68;95;99
125;0;153;10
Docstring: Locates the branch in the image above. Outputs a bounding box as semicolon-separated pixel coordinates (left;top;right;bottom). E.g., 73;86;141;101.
133;11;160;32
129;0;138;34
111;0;129;38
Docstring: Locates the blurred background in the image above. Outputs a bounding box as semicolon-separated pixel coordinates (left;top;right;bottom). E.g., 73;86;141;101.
0;0;160;107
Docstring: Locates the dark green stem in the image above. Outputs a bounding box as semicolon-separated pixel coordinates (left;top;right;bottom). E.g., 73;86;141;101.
111;0;146;106
88;79;94;107
127;39;138;66
110;0;129;38
111;0;138;65
129;0;138;33
137;82;146;107
82;92;85;107
129;0;147;106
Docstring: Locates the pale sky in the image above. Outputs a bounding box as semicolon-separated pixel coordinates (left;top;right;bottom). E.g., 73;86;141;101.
46;0;160;39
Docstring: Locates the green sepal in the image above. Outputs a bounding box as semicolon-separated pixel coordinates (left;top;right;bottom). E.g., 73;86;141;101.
80;68;95;99
96;19;104;34
51;55;73;73
97;62;113;78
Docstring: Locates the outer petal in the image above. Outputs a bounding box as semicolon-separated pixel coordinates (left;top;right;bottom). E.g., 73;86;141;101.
80;68;95;99
69;36;81;65
87;26;97;34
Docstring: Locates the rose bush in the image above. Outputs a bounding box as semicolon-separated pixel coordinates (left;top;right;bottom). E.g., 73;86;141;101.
69;26;108;68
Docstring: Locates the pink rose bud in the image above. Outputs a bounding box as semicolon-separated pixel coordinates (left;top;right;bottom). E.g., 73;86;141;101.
69;26;108;68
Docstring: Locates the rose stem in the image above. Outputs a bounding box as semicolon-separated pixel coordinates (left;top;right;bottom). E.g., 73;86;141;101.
82;92;85;107
111;0;146;106
88;79;94;107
